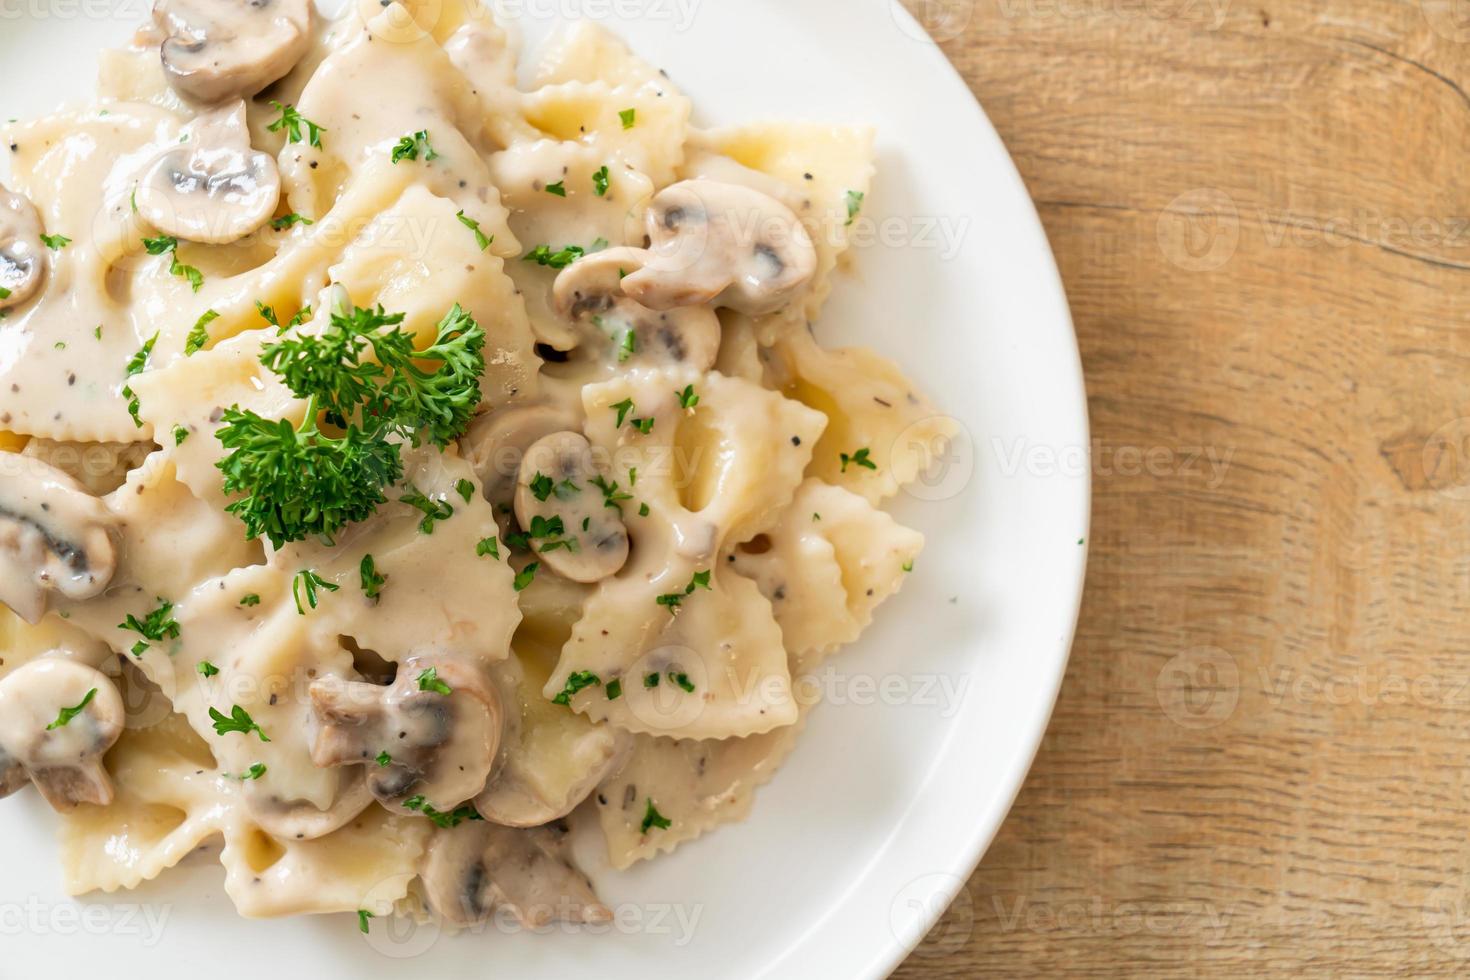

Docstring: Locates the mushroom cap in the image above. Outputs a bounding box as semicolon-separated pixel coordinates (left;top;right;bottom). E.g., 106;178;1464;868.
513;431;630;584
421;820;610;929
0;452;119;625
308;654;503;811
0;186;46;311
460;402;583;518
153;0;313;105
243;769;375;841
551;247;721;371
0;658;125;812
622;179;818;316
135;101;281;245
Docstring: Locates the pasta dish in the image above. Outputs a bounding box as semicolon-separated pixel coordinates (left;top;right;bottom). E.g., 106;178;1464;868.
0;0;952;930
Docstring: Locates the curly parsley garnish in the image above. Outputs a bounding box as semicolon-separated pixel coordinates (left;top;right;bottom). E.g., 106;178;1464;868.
119;597;179;657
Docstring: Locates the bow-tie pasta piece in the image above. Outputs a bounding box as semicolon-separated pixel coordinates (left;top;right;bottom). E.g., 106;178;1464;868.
220;802;432;918
445;19;542;149
475;643;628;827
53;452;263;646
279;2;518;236
533;21;680;94
272;447;520;668
544;370;825;739
59;708;232;894
327;185;537;411
731;479;923;669
0;106;187;442
521;80;690;190
595;715;806;870
685;121;876;324
765;326;958;506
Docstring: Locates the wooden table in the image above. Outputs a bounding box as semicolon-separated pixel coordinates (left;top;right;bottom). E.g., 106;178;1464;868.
893;0;1470;975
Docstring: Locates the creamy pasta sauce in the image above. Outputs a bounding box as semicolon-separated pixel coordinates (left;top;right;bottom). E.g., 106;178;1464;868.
0;0;951;929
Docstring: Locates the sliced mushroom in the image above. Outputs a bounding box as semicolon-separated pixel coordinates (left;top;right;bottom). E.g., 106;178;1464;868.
153;0;313;105
0;186;46;311
513;431;629;584
308;654;502;810
476;655;629;827
0;452;119;625
244;769;374;841
460;401;582;519
621;180;818;316
0;659;124;811
551;247;721;371
135;101;281;245
422;819;610;928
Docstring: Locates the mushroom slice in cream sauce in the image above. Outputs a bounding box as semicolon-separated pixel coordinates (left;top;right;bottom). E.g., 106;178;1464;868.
0;453;119;625
422;819;610;929
153;0;313;104
0;187;46;312
513;431;629;584
0;659;125;811
134;100;282;245
621;180;819;316
309;654;502;810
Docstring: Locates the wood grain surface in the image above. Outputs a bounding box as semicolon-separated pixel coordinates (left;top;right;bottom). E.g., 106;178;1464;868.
892;0;1470;975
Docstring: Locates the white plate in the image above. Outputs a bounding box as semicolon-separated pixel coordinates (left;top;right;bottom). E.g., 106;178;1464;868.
0;1;1088;976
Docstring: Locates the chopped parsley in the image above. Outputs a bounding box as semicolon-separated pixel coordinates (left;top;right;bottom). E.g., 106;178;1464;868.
197;661;220;678
417;667;452;696
638;502;650;517
267;101;326;148
590;475;632;512
401;485;454;533
402;795;483;828
118;597;180;657
523;244;586;268
845;190;864;226
605;678;623;700
619;108;637;130
357;910;373;935
640;798;671;833
902;560;914;573
241;763;267;781
46;688;97;731
121;331;159;428
40;232;70;250
618;329;637;362
630;416;654;435
656;569;712;614
359;553;386;601
676;384;699;410
592;166;610;196
476;536;500;559
611;398;636;427
551;671;601;705
455;478;476;503
184;309;220;355
544;180;567;197
271;212;314;231
142;234;203;291
292;569;339;615
455;210;493;251
668;671;695;693
172;424;190;445
513;561;539;592
390;129;439;164
644;672;660;688
209;704;270;742
840;447;877;472
239;594;261;607
375;751;392;767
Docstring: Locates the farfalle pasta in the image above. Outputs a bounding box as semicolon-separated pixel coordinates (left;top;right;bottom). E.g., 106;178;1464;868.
0;0;950;932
